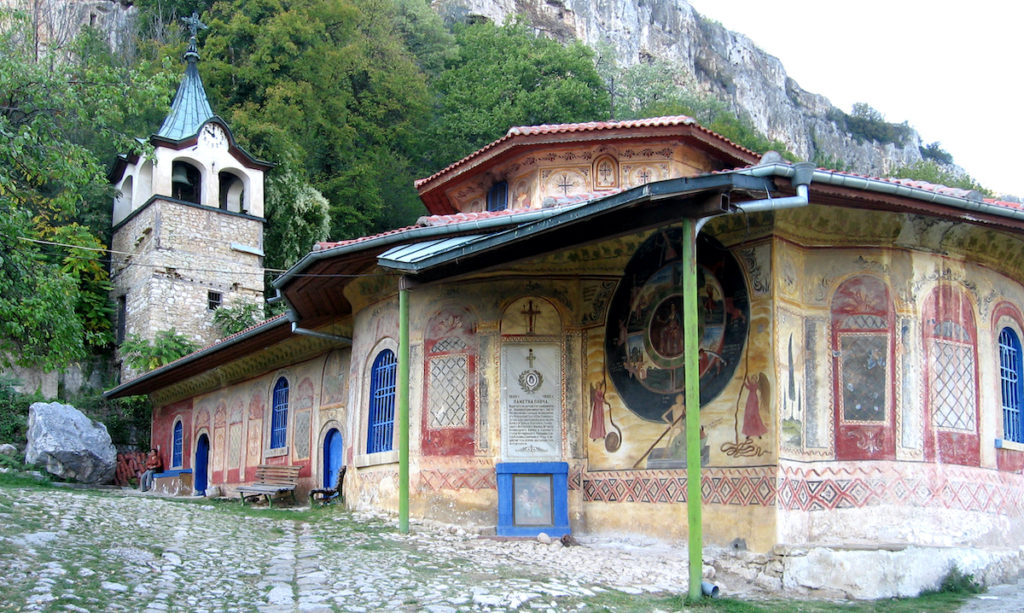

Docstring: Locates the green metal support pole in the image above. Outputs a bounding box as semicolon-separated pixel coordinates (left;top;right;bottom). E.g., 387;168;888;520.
398;279;410;534
681;218;703;600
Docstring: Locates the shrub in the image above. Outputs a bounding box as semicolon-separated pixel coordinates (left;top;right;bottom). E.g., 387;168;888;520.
924;566;984;595
0;376;32;444
120;328;198;371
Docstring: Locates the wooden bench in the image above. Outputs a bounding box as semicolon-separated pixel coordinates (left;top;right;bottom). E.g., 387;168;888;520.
309;466;346;506
237;464;301;507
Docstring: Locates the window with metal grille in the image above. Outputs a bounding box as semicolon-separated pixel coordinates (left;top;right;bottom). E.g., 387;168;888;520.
208;291;222;311
271;377;289;449
1000;327;1024;443
367;350;397;454
172;420;183;467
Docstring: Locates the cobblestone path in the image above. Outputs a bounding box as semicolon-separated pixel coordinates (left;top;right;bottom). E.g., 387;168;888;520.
0;487;692;612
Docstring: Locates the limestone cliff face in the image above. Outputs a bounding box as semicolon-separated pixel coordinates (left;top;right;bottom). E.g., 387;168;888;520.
1;0;136;60
432;0;925;176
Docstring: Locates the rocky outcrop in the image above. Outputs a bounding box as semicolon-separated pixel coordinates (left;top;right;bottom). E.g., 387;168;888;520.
432;0;925;176
0;0;136;60
25;402;117;484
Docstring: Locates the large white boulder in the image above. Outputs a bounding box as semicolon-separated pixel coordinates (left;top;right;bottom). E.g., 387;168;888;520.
25;402;116;484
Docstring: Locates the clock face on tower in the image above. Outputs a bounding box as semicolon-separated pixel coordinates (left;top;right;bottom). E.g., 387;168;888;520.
199;123;228;149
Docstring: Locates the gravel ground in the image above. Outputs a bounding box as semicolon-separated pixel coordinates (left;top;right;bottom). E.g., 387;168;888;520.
1;484;1014;612
0;485;711;612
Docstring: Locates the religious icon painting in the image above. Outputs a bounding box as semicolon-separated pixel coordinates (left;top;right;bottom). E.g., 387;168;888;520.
512;474;554;526
605;229;750;422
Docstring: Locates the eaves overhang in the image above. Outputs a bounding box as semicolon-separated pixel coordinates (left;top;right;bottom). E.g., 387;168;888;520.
381;172;770;282
104;315;294;399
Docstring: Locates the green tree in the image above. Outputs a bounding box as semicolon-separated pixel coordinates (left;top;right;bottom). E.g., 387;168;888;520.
200;0;432;240
888;160;991;195
120;329;199;371
0;13;173;370
594;47;793;158
423;19;609;172
263;162;331;274
831;102;913;146
212;303;265;337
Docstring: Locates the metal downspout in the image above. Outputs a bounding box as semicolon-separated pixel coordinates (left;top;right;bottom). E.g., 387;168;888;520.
687;161;815;599
287;310;353;344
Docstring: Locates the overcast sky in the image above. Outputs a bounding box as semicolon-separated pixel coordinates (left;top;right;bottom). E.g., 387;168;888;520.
685;0;1024;198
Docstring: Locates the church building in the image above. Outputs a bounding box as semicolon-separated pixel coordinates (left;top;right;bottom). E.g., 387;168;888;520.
106;37;1024;592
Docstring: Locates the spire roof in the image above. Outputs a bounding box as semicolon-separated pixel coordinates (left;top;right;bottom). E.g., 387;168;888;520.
156;13;214;141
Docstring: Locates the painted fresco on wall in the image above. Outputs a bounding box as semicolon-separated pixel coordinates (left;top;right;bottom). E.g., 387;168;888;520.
831;275;896;460
923;284;980;466
596;230;751;468
422;306;477;456
320;350;348;407
604;230;749;421
776;309;805;452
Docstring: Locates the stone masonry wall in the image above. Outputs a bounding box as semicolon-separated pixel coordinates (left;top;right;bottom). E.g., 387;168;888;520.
110;199;265;376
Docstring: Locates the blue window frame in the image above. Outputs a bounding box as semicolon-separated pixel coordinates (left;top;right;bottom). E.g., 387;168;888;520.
172;420;183;467
271;377;289;449
487;181;508;212
367;350;397;453
999;328;1024;443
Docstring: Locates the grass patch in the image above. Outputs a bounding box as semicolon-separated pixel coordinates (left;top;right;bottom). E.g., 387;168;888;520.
0;457;53;488
565;589;975;612
924;566;984;596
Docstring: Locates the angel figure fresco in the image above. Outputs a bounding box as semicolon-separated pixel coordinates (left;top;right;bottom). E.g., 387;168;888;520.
742;372;770;439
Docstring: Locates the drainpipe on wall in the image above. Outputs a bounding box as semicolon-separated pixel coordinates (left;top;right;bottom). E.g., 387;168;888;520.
686;161;815;600
286;308;353;345
398;278;411;534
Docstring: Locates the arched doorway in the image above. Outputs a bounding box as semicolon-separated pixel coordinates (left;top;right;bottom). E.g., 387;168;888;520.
323;428;343;489
194;433;210;495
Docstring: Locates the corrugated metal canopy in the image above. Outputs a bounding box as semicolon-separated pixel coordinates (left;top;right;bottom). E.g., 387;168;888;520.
378;235;487;271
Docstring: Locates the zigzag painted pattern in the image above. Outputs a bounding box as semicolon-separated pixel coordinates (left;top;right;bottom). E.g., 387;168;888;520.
582;467;777;505
777;462;1024;515
419;468;496;491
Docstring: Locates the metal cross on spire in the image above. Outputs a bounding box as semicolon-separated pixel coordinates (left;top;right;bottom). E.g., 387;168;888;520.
182;12;208;60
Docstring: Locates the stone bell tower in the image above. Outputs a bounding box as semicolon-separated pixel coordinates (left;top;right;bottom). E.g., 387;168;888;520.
108;14;271;370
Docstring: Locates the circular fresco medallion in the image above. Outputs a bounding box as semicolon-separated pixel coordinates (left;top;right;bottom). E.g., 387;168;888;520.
604;229;749;422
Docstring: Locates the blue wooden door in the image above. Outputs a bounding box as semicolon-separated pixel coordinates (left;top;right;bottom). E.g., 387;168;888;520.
323;429;343;489
195;433;209;494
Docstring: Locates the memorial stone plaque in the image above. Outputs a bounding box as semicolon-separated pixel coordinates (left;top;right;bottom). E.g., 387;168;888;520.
501;344;561;460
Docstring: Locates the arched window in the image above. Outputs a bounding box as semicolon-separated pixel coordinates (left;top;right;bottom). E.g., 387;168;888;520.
172;420;183;468
271;377;289;449
487;181;508;212
218;170;246;213
171;161;201;204
1000;327;1024;443
367;350;397;453
113;176;133;225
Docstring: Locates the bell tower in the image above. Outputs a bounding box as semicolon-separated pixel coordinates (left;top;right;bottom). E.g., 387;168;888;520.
109;14;271;375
